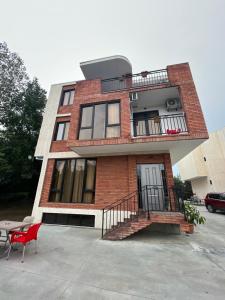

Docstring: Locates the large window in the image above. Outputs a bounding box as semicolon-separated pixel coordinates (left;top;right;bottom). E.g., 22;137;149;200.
54;122;70;141
79;102;120;140
49;159;96;204
61;89;75;106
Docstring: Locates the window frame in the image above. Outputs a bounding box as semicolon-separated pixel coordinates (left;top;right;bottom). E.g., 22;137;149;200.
54;121;70;141
78;100;121;140
60;89;75;106
49;158;97;204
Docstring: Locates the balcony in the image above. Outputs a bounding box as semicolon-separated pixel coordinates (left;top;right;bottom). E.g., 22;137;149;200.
132;113;187;137
101;69;169;93
68;83;206;164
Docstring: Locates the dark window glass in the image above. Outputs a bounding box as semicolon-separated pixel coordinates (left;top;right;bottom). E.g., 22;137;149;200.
61;89;75;106
49;159;96;204
209;180;213;185
49;160;66;202
209;193;219;199
71;159;85;203
55;122;70;141
93;104;106;139
108;102;120;124
79;102;120;140
83;160;96;203
133;111;160;136
106;126;120;138
81;106;93;127
42;213;95;227
61;159;76;203
79;128;92;140
220;193;225;200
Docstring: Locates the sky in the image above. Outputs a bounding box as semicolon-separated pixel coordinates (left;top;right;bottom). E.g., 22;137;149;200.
1;0;225;174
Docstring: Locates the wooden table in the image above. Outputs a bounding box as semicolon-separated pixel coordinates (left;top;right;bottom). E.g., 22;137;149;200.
0;220;31;258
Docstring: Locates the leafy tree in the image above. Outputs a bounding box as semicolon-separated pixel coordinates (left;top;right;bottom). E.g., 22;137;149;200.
0;42;46;199
173;175;193;200
0;78;46;188
0;42;28;127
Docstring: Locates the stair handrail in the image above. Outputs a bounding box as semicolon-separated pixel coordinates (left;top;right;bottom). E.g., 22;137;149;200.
103;189;138;212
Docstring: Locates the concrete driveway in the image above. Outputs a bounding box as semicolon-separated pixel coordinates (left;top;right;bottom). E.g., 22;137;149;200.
0;207;225;300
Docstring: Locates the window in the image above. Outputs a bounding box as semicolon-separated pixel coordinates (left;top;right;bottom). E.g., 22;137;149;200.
49;159;96;204
220;193;225;200
54;122;70;141
209;180;213;185
209;193;219;199
79;102;120;140
61;89;75;106
42;213;95;227
203;157;207;161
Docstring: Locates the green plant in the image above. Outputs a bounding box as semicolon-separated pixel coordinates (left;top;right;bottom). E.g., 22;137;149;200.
184;202;206;225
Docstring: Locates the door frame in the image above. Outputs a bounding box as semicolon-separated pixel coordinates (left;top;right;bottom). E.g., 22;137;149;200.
133;110;160;136
136;163;168;210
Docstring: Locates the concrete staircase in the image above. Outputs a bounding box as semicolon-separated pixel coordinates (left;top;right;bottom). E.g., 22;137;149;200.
103;212;193;240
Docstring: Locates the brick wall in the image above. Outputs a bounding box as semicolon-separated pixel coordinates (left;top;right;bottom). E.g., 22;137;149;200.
167;63;208;137
39;153;174;210
50;116;71;152
68;79;131;142
65;63;208;151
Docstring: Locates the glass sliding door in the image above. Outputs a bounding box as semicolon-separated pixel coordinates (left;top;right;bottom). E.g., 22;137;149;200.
133;111;160;136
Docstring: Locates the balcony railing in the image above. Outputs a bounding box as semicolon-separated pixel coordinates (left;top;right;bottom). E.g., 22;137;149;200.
133;114;187;137
101;69;169;93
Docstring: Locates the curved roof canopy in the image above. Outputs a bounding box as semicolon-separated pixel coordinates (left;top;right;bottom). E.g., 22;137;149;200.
80;55;132;80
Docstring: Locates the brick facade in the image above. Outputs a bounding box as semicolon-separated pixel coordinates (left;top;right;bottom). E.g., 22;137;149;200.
64;63;207;151
50;116;71;152
39;153;174;210
167;63;208;136
42;63;207;211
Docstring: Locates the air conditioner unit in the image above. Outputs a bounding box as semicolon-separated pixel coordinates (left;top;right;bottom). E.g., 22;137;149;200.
130;92;138;102
166;98;180;111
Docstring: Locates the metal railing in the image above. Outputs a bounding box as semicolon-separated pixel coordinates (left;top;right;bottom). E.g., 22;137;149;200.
133;114;188;137
101;185;184;238
101;69;169;93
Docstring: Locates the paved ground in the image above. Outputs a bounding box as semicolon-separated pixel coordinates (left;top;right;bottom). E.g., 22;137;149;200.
0;207;225;300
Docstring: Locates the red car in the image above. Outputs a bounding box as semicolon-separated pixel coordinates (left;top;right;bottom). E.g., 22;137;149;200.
205;193;225;213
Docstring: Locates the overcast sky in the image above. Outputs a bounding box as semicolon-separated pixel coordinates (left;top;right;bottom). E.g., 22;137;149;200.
1;0;225;134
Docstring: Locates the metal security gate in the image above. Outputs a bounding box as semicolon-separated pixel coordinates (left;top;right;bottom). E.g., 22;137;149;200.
137;164;168;211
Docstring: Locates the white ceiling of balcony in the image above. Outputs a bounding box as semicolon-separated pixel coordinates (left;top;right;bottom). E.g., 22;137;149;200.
80;55;132;80
70;138;206;165
132;86;180;110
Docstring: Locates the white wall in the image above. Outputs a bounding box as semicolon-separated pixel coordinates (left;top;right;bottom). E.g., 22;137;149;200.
178;127;225;198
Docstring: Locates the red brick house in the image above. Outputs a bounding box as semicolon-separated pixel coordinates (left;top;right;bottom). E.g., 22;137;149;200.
32;55;208;239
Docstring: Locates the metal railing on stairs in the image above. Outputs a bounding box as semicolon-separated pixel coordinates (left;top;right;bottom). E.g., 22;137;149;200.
101;185;185;239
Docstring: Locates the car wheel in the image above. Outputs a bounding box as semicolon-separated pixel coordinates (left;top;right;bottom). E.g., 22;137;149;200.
207;205;215;213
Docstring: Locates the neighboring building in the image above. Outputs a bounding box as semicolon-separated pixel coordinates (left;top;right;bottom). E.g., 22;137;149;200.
32;55;208;239
178;127;225;199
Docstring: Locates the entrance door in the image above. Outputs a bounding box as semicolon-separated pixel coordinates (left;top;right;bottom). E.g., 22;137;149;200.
137;164;167;211
133;111;160;136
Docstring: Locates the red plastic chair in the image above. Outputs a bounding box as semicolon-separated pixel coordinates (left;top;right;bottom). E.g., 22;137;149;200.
7;223;42;263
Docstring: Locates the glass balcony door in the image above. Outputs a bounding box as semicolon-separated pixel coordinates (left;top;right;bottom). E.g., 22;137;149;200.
133;110;160;136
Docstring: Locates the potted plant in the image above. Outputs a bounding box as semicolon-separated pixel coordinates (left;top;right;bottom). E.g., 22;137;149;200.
184;202;206;233
141;71;149;78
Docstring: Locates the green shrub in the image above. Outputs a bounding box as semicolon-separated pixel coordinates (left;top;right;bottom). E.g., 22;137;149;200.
184;202;206;225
